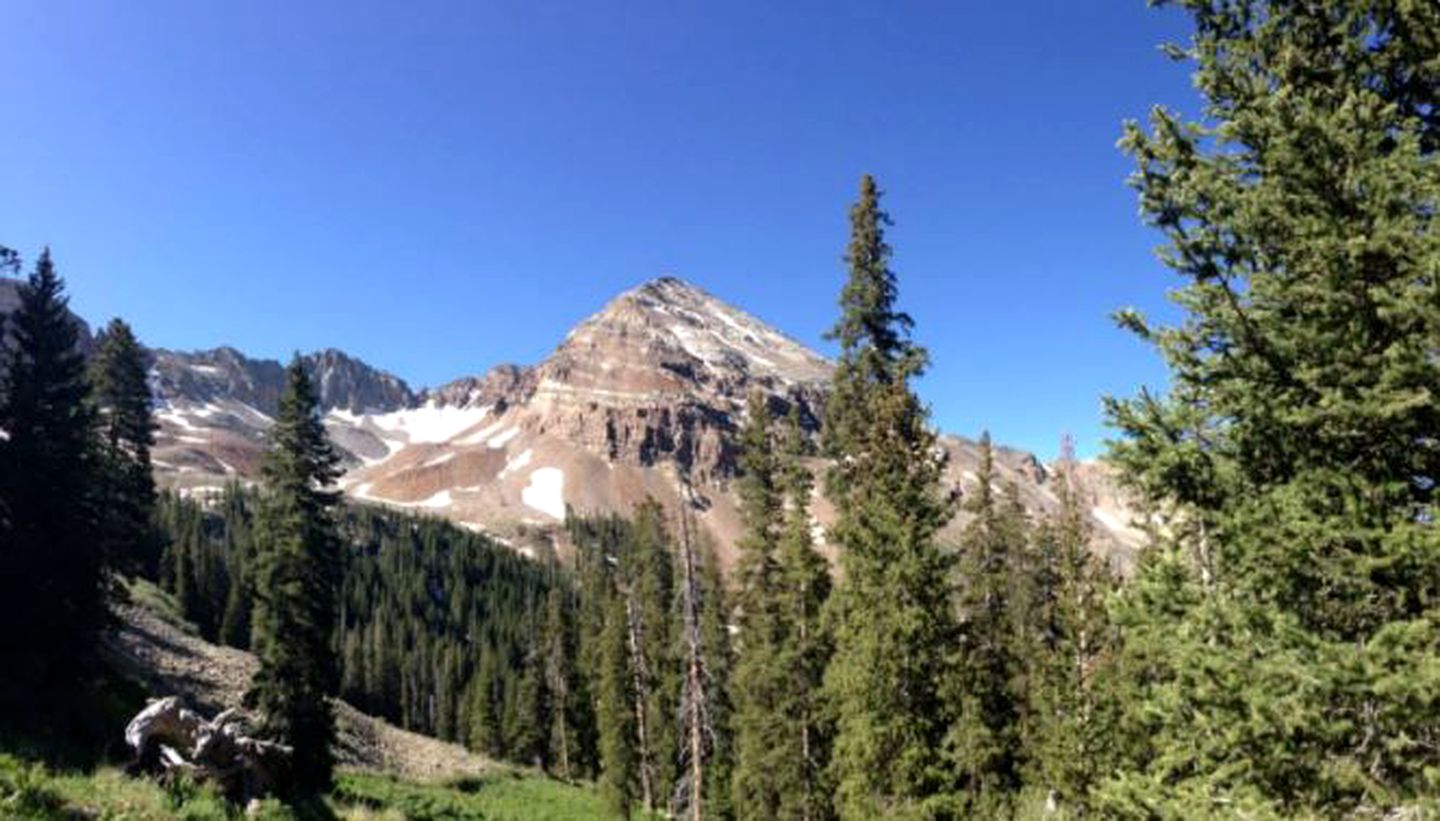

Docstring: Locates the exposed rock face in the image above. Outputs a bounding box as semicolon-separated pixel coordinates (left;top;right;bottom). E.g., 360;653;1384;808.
305;348;416;413
525;277;829;480
148;346;420;485
151;346;415;419
420;363;537;411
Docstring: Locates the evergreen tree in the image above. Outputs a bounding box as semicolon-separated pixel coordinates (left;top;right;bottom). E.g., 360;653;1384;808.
729;394;790;819
772;404;833;820
246;357;343;794
596;588;639;817
628;499;678;814
1025;441;1116;814
90;318;158;579
821;175;959;818
541;572;583;780
1101;0;1439;813
696;533;735;821
467;648;505;757
0;249;102;706
508;605;549;765
217;485;255;649
947;433;1028;812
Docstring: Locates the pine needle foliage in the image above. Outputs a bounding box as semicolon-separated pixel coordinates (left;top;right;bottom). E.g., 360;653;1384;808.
821;175;959;819
246;357;344;795
1101;1;1439;813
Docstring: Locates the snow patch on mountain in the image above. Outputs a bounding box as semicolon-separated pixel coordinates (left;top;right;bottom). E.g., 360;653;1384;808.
499;448;533;479
521;467;566;520
453;419;508;446
369;403;490;445
486;426;521;449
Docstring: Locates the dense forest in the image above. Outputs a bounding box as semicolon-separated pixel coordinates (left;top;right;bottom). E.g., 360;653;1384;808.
1;0;1435;817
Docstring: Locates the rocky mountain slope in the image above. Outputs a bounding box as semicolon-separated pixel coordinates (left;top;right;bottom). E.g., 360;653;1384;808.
2;273;1145;569
104;600;493;781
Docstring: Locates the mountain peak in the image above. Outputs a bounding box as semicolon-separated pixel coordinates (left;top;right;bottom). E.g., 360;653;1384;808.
556;275;831;393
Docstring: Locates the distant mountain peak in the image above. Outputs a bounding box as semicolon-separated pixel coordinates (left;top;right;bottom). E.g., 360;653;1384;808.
550;274;832;396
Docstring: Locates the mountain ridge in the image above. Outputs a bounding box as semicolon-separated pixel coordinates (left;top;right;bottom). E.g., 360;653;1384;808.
1;274;1145;568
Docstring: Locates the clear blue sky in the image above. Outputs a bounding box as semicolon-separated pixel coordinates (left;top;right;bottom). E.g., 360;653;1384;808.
1;1;1200;459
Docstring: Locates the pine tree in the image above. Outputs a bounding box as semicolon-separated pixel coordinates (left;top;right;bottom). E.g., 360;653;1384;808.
508;606;549;765
821;175;959;818
596;588;639;817
541;573;583;780
468;648;505;756
948;433;1027;812
0;249;102;706
627;499;678;814
697;533;736;821
772;404;832;820
1101;1;1439;813
729;393;790;819
90;318;158;580
1025;440;1115;814
246;357;343;794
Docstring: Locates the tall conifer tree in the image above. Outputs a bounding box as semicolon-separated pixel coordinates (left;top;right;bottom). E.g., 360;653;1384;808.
729;393;789;819
949;433;1029;811
0;249;102;705
821;175;958;818
91;318;158;579
246;357;343;794
773;404;833;820
1102;1;1438;813
597;586;639;817
1024;439;1115;814
541;571;583;780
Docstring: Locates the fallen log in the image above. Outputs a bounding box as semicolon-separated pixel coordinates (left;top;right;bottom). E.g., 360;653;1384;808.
124;696;292;802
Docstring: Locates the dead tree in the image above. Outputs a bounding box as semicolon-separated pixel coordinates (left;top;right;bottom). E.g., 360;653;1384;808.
672;476;715;821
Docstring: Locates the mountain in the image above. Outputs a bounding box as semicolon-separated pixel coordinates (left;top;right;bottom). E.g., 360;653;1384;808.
2;274;1145;568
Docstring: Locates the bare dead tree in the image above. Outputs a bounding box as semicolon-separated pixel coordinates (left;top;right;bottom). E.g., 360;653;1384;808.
672;472;715;821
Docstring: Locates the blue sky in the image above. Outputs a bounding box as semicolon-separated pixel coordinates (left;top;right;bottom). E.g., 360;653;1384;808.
0;1;1199;459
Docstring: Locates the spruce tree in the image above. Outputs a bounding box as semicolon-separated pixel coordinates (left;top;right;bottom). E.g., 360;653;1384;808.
1025;442;1115;814
0;249;102;706
729;393;789;819
821;175;959;818
1101;0;1438;813
628;499;678;814
948;433;1027;812
697;534;736;821
541;571;583;780
596;588;639;817
217;485;255;649
772;404;833;820
90;318;158;579
246;356;343;794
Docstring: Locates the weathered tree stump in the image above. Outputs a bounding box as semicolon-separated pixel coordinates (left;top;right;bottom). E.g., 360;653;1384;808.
125;696;292;802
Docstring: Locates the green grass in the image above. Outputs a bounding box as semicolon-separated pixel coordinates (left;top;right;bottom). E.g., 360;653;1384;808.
332;770;613;820
121;575;201;635
2;754;613;820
